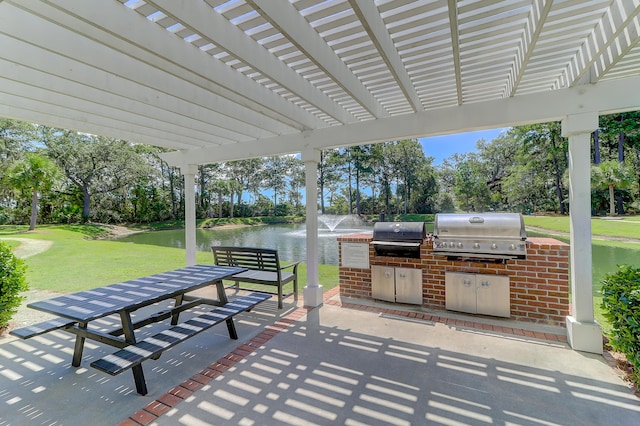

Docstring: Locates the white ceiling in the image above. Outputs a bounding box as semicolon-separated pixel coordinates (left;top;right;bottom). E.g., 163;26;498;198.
1;0;639;167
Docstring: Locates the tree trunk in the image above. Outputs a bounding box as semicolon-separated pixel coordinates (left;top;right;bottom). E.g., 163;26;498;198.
217;192;223;218
404;180;409;214
593;130;600;164
355;168;361;215
169;168;177;218
82;186;91;219
29;190;38;230
273;190;277;216
609;184;615;216
347;162;353;215
383;175;391;214
550;135;566;214
617;131;625;214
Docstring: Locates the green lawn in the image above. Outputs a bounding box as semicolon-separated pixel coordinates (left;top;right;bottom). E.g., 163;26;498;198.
524;215;640;239
0;225;338;293
4;217;637;334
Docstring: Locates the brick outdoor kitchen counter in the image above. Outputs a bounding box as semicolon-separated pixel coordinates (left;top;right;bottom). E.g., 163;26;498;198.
338;234;570;327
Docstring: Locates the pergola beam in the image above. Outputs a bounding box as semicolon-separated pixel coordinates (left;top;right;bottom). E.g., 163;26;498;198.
160;75;640;166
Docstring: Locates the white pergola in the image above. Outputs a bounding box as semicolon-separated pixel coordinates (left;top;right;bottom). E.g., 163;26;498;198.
2;0;639;354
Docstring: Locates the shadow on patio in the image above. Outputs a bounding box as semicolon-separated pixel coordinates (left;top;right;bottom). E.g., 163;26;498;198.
1;290;639;425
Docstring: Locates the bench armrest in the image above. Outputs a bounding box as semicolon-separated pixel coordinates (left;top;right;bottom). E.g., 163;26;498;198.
279;261;301;273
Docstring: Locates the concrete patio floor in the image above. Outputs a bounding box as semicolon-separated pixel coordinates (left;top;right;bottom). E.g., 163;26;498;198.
1;287;639;425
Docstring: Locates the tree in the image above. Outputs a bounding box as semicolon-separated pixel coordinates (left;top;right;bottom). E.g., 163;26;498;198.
409;156;438;213
598;112;640;214
46;131;150;220
0;119;37;168
591;161;635;216
507;123;568;214
318;149;344;214
388;140;429;213
6;153;61;230
263;156;291;215
453;156;491;212
1;120;38;212
476;134;517;209
226;159;264;209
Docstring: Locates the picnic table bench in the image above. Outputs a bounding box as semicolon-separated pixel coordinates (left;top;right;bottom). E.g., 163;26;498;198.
211;246;300;309
9;265;270;395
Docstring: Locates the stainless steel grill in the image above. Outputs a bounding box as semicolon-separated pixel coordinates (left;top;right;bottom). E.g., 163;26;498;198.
371;222;426;259
433;213;527;260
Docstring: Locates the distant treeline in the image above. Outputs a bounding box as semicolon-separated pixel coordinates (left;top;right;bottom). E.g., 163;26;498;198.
1;112;638;227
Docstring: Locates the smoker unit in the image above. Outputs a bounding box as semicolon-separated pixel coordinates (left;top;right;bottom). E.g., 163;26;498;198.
371;222;426;259
433;213;527;260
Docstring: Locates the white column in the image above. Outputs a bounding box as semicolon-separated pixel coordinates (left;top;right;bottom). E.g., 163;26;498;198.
562;112;602;354
301;149;323;306
181;164;198;266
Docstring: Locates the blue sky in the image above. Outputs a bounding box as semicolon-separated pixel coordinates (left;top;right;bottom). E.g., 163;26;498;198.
419;128;508;165
253;128;509;204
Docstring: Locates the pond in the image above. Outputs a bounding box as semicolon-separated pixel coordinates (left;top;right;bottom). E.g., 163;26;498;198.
115;225;640;289
115;222;373;266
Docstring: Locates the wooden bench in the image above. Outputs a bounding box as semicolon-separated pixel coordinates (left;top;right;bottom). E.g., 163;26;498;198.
211;246;300;309
90;292;270;377
10;318;76;339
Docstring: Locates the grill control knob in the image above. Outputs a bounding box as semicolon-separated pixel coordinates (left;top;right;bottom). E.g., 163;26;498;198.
491;243;498;249
510;244;516;250
457;242;463;248
473;243;480;249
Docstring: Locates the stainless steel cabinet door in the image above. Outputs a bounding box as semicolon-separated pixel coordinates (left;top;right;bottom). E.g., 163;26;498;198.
371;265;395;302
445;272;476;314
476;275;510;317
395;268;422;305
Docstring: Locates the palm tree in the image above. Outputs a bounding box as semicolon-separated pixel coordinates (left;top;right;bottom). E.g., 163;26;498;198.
591;160;634;216
6;153;60;230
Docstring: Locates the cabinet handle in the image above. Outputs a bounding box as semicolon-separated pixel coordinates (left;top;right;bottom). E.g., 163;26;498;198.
385;271;392;278
463;279;472;286
399;272;406;278
481;280;489;287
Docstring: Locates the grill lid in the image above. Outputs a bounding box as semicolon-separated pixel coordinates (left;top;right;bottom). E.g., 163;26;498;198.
372;222;426;244
433;213;527;259
434;213;526;240
371;222;426;259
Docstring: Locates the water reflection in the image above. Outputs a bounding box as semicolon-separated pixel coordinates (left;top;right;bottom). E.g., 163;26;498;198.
115;224;373;265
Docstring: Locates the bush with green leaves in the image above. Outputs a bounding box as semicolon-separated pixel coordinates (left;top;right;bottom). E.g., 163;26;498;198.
601;265;640;383
0;241;28;330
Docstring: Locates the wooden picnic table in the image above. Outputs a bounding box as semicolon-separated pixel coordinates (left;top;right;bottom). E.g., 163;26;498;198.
13;264;271;395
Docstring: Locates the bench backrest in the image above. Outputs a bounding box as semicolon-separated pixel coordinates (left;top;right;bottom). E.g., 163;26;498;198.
211;246;281;273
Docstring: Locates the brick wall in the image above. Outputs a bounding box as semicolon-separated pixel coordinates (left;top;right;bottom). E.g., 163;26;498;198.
338;234;570;327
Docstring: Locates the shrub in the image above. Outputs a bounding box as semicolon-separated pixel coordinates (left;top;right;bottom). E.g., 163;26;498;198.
0;241;29;330
601;265;640;383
